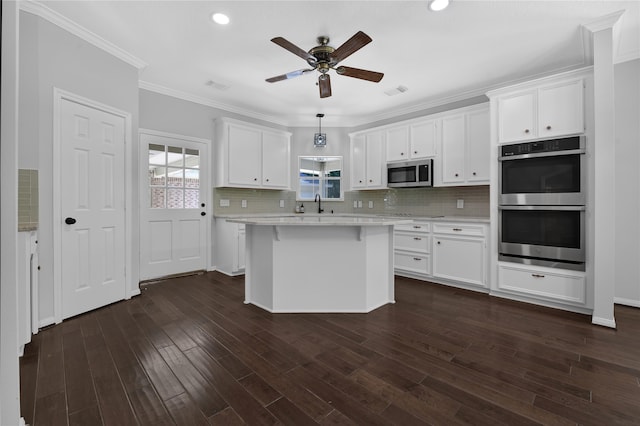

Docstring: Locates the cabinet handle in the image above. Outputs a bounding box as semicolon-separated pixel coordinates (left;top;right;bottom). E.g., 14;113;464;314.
524;129;530;134
413;237;422;241
455;173;459;177
265;178;270;182
472;172;477;176
413;257;422;261
437;241;441;245
369;179;373;183
359;180;363;183
532;274;545;278
254;178;258;181
453;228;462;231
413;225;422;229
414;151;418;154
546;125;552;130
401;152;404;156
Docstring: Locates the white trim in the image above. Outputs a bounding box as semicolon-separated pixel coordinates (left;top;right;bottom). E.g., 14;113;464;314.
139;128;211;145
614;297;640;308
582;10;625;33
38;316;55;329
52;88;134;323
19;0;147;70
139;81;289;127
591;316;617;329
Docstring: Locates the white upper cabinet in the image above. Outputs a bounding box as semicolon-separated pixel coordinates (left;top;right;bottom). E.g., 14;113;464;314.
496;78;584;144
436;104;490;187
350;130;386;190
386;119;437;162
261;130;290;188
215;117;291;189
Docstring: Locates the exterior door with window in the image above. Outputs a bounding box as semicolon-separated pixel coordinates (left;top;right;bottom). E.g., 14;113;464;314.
139;131;209;280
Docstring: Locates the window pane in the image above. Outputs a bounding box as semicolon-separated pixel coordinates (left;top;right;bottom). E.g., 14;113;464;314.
185;189;199;208
323;179;341;199
299;178;319;199
167;188;184;209
167;168;183;187
167;146;183;167
148;144;166;165
185;169;200;188
149;166;166;186
150;188;165;209
185;149;200;169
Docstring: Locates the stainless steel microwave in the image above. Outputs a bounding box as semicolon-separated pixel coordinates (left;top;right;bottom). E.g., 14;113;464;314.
387;159;433;188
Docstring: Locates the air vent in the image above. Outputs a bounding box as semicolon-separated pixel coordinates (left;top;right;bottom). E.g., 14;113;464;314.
206;80;230;91
384;85;409;96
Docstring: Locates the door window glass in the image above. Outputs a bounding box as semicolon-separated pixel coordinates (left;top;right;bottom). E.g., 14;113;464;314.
148;144;200;209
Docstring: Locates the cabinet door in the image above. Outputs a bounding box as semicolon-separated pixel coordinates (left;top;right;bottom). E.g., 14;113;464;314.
440;114;466;185
497;91;536;143
433;236;485;287
351;135;367;188
228;124;261;186
410;119;437;159
386;126;410;162
466;107;490;183
262;130;290;188
366;131;385;187
538;80;584;138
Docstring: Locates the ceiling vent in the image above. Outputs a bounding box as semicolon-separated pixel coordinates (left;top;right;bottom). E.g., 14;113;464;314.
384;85;409;96
206;80;230;91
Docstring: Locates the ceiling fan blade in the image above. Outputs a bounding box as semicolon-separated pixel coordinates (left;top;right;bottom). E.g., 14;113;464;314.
271;37;316;63
319;74;332;98
330;31;372;64
266;68;314;83
336;66;384;83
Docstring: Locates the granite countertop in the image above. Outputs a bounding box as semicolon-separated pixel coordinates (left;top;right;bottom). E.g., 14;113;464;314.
226;215;413;226
216;213;490;224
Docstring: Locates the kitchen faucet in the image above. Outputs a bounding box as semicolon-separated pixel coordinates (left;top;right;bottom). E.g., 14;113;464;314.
314;194;324;214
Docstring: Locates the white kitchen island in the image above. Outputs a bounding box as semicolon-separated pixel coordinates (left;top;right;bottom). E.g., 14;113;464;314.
227;216;409;313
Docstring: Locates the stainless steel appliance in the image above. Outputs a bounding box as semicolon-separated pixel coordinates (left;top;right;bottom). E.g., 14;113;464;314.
387;159;433;188
499;135;585;205
499;205;585;270
498;135;586;271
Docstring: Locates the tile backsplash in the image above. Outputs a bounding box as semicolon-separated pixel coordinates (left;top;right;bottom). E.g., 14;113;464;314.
18;169;39;231
214;185;489;217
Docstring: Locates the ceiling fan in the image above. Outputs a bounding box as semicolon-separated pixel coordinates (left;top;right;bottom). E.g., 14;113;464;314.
266;31;384;98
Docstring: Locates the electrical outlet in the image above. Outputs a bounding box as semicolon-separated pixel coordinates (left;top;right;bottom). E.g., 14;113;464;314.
358;200;363;208
457;199;464;209
219;199;230;207
353;201;358;208
368;201;373;209
241;200;247;208
279;199;284;208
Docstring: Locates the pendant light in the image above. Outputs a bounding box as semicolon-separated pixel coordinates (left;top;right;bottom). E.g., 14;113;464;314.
314;113;326;147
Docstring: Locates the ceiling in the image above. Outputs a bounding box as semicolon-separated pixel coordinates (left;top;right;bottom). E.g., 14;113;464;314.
32;1;640;127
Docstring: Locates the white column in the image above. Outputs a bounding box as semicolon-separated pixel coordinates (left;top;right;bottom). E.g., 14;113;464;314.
584;11;624;328
1;0;22;424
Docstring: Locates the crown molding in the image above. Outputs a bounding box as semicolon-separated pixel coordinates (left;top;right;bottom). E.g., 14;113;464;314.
19;0;147;70
138;81;290;127
582;10;625;33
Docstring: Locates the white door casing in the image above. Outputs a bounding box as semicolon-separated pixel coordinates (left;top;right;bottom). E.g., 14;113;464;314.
139;130;209;281
55;92;130;321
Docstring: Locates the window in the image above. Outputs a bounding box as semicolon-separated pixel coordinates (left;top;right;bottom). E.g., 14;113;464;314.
148;144;200;209
298;156;343;201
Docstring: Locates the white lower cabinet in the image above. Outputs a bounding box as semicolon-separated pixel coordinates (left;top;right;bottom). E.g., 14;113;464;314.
215;219;246;276
497;262;586;306
432;223;487;288
394;222;431;276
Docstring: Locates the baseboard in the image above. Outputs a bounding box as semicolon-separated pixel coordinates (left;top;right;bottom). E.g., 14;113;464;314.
129;288;141;298
591;316;617;328
39;316;55;328
614;297;640;308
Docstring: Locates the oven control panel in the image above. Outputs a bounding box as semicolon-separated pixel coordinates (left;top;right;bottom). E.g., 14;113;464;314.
501;136;583;157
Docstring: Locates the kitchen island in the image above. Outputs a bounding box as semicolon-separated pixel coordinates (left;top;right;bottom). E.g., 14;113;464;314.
227;215;409;313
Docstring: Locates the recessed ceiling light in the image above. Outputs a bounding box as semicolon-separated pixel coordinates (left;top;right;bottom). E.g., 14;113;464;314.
211;13;230;25
429;0;449;11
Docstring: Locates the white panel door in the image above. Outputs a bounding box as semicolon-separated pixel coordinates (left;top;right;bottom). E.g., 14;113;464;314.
60;99;126;319
140;132;209;280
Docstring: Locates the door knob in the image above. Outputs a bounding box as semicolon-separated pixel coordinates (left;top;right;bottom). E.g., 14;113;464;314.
201;203;205;208
201;212;206;216
65;217;76;225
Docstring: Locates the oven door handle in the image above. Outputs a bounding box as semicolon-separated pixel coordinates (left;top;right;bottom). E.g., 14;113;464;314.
498;205;586;211
498;148;585;161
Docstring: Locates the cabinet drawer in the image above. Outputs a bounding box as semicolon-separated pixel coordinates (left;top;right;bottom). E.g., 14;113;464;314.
432;223;485;237
395;222;430;233
394;251;431;275
498;263;586;305
394;233;430;253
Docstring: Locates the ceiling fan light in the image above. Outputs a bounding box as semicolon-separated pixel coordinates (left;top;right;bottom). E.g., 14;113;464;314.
429;0;449;11
211;13;230;25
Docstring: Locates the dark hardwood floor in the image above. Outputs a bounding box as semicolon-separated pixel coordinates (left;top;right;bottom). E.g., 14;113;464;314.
20;272;640;425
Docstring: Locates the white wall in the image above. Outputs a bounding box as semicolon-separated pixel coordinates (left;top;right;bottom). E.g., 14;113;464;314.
19;12;140;325
614;58;640;306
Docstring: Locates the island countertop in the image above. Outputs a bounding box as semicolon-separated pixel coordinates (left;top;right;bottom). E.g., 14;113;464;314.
227;215;412;226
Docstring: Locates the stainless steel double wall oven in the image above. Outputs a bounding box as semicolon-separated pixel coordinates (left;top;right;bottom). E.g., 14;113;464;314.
498;135;586;270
